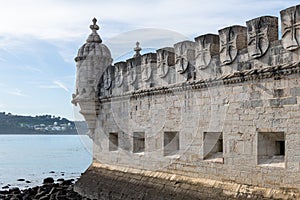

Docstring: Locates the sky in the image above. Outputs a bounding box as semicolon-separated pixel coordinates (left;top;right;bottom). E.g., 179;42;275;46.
0;0;298;120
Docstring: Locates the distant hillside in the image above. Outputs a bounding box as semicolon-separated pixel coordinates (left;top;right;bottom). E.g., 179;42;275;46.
0;112;87;135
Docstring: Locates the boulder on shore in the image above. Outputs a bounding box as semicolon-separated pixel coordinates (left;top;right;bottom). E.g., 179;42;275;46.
0;179;88;200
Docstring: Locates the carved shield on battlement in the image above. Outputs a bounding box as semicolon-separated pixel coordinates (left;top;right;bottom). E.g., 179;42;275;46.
219;26;247;65
219;27;238;65
127;61;137;85
195;34;219;70
281;5;300;51
174;41;195;74
196;41;211;69
115;64;124;87
157;48;175;78
247;16;278;59
141;54;155;81
103;67;112;90
247;20;268;58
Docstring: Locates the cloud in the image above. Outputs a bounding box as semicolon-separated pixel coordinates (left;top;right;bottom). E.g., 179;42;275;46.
0;1;297;65
106;28;188;59
24;65;43;73
0;0;298;41
53;81;70;92
39;81;70;92
8;89;28;97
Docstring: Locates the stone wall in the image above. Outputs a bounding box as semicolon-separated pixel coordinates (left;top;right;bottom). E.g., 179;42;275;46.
95;68;300;190
75;163;298;199
74;4;300;199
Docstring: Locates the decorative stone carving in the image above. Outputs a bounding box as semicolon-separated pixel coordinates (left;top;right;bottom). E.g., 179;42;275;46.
103;67;112;90
114;62;126;87
280;5;300;51
133;41;142;57
156;47;175;78
127;60;137;85
141;53;156;81
72;18;112;137
246;16;278;58
219;26;247;65
195;34;219;70
174;41;195;74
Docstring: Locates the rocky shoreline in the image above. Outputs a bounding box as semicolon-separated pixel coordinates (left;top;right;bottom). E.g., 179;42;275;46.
0;178;89;200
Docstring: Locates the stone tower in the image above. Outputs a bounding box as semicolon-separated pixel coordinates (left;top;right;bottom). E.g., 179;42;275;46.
74;4;300;199
72;18;113;138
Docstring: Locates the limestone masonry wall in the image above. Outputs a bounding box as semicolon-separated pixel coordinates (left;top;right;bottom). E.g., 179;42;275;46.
73;4;300;199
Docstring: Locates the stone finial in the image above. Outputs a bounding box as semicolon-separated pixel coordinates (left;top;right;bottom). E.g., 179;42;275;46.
86;18;102;43
90;18;99;31
134;41;142;57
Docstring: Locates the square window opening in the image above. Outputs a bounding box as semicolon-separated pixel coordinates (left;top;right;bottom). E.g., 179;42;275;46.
133;132;145;153
203;132;223;163
275;141;285;156
257;132;285;168
109;132;118;151
164;132;179;156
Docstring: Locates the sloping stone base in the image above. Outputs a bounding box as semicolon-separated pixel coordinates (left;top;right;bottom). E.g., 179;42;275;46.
74;163;299;200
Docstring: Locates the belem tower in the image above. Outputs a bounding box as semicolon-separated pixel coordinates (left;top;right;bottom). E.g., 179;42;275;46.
72;4;300;199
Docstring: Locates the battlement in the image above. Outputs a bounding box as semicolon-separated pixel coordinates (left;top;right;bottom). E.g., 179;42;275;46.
98;4;300;100
73;4;300;199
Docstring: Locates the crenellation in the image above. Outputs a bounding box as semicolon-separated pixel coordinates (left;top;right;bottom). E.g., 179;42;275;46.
73;4;300;199
246;16;278;59
127;56;141;91
195;34;221;80
113;61;127;95
156;47;176;85
219;25;247;66
141;53;157;89
174;40;196;82
280;5;300;51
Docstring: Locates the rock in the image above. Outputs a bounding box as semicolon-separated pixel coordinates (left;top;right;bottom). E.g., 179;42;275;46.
9;187;20;193
0;190;9;194
17;178;25;181
0;179;84;200
43;177;54;184
49;171;55;174
22;194;32;200
10;196;19;200
57;178;64;182
35;191;47;199
39;194;50;200
26;180;31;183
61;179;73;185
1;185;9;189
49;187;58;194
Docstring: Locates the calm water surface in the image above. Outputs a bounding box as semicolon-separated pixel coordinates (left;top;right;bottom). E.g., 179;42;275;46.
0;135;92;189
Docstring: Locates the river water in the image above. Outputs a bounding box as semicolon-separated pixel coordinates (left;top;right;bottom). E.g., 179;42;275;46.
0;134;92;189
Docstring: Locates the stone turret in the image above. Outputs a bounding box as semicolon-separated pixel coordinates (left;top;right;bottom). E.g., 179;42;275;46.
72;18;113;138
